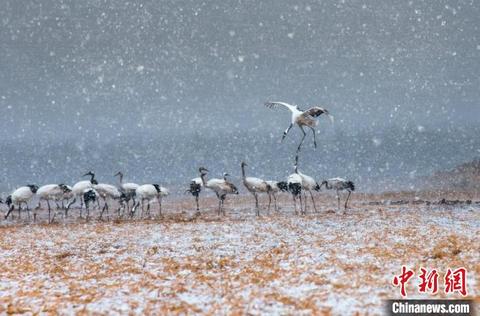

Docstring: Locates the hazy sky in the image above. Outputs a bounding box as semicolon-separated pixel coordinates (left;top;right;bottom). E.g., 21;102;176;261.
0;0;479;140
0;1;479;193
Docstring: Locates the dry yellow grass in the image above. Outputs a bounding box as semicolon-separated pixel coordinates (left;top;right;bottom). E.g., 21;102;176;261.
0;193;478;315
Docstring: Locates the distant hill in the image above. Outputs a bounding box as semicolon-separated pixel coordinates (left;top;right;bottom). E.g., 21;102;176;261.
429;158;480;190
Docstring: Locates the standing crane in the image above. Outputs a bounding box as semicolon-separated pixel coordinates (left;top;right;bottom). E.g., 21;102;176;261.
199;167;238;216
320;178;355;210
240;162;271;216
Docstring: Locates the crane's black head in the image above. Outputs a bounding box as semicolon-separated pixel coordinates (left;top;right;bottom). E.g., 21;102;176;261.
152;184;161;193
5;195;12;206
83;189;97;204
230;183;239;194
346;181;355;191
188;181;202;196
83;171;95;177
199;167;208;174
119;192;127;202
241;161;247;167
58;184;71;193
27;184;39;193
288;183;302;196
277;181;289;192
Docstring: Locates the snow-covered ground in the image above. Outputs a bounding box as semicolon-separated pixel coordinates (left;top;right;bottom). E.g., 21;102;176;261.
0;195;478;315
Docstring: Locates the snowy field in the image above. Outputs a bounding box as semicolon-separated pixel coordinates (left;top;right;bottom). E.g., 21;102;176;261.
0;194;478;315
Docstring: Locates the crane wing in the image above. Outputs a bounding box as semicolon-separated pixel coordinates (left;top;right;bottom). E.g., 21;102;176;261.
304;106;335;123
264;101;296;113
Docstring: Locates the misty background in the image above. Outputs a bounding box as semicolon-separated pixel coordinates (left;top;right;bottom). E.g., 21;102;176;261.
0;0;479;194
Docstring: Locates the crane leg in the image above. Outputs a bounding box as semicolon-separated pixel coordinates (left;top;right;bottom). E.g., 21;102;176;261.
309;190;318;212
157;197;162;217
296;126;307;154
273;193;278;212
337;190;340;211
345;190;352;210
267;193;272;213
218;199;222;216
47;200;51;223
303;192;308;214
299;194;304;215
5;205;14;220
254;193;259;216
221;197;226;216
282;123;293;142
309;127;317;148
195;196;199;212
26;204;31;221
293;195;297;215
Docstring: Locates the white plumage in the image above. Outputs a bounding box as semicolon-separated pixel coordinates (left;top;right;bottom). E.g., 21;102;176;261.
287;172;304;215
296;168;320;213
5;185;39;220
320;178;355;210
187;177;203;212
36;184;72;222
241;162;270;215
199;167;238;215
265;101;333;154
265;180;288;211
82;188;99;219
94;183;124;219
132;184;168;217
114;172;139;212
72;172;98;210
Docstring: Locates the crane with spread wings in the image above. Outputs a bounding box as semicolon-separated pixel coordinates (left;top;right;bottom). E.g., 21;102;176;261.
265;101;334;154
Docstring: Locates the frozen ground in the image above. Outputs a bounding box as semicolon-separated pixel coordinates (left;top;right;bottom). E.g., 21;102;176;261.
0;194;478;315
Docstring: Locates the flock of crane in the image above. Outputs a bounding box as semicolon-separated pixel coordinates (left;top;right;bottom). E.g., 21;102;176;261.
0;101;355;223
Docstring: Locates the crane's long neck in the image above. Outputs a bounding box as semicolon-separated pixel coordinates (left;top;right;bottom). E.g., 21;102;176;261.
241;164;246;180
89;173;95;183
200;172;208;187
117;174;123;185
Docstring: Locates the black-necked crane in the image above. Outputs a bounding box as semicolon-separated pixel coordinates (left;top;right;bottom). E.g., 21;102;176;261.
36;184;72;223
287;172;304;215
83;188;98;220
186;177;203;213
265;180;288;211
62;185;74;216
94;183;125;220
265;101;333;154
71;171;98;214
241;161;271;216
4;185;39;220
199;167;238;216
295;167;321;213
320;178;355;210
132;184;169;218
114;172;139;213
